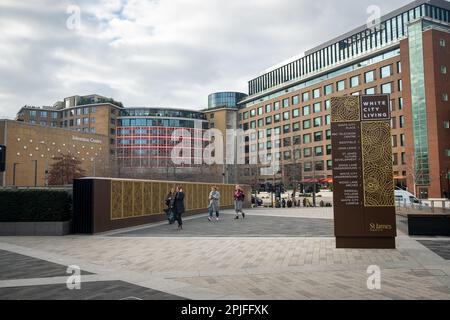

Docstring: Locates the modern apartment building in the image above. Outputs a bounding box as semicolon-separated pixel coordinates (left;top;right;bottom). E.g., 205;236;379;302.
236;0;450;198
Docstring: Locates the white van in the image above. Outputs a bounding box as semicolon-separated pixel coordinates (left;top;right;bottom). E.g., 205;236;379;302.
394;189;428;207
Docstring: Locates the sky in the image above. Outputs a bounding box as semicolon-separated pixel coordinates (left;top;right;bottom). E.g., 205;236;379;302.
0;0;413;118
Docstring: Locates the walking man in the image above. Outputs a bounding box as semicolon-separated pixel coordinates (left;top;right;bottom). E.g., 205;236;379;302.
174;186;185;230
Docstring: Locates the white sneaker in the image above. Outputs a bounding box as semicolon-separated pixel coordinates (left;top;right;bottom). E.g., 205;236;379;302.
208;217;212;222
216;217;219;221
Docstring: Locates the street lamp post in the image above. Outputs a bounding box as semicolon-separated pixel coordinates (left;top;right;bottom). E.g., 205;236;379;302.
312;152;316;207
31;160;38;187
13;163;19;186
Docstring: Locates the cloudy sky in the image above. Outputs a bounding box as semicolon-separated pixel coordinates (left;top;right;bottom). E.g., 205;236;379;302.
0;0;412;118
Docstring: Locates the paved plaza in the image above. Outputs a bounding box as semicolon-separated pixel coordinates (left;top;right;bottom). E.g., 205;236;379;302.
0;207;449;300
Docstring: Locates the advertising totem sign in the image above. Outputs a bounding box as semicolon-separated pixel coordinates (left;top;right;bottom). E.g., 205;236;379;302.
331;94;396;249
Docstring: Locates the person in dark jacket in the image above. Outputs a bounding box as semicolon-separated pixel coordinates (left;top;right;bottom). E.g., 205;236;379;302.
173;186;185;230
165;188;175;224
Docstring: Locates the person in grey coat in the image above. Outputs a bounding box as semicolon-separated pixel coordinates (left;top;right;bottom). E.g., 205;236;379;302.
207;186;220;221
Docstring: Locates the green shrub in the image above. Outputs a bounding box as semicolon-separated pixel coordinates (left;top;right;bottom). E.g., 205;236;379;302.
0;190;72;222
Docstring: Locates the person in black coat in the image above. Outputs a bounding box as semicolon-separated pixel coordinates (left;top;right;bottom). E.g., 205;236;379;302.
173;186;185;230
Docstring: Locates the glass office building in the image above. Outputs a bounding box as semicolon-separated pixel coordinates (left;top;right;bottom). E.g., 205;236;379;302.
117;108;209;168
208;92;247;109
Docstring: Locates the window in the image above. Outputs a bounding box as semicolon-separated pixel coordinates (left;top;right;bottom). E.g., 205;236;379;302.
446;149;450;157
350;76;359;88
250;109;256;117
83;107;89;115
292;95;299;105
293;135;301;145
284;151;291;161
83;117;89;125
294;149;301;160
325;100;331;110
293;122;300;131
303;134;311;144
365;87;376;95
326;145;332;155
315;161;324;171
399;97;403;110
398;79;403;91
266;128;272;137
315;146;323;156
392;135;397;147
380;65;392;78
283;111;290;120
399;116;404;128
314;131;322;142
304;148;312;158
274;101;280;110
302;106;310;116
76;118;81;126
313;102;321;113
283;124;290;134
274;127;281;135
324;84;333;95
325;115;331;125
266;116;272;125
397;61;402;73
443;93;449;102
258;107;264;115
250;121;256;129
326;129;331;140
441;66;447;74
352;91;360;96
400;134;405;146
313;88;320;99
40;111;48;117
274;114;281;123
283;98;289;108
327;160;333;170
440;39;446;47
336;80;345;92
302;92;310;102
365;70;375;83
304;161;312;172
292;108;300;118
76;108;81;116
90;128;96;133
303;120;311;129
258;119;264;127
445;121;450;129
381;82;392;94
265;104;272;113
243;112;249;120
313;117;322;127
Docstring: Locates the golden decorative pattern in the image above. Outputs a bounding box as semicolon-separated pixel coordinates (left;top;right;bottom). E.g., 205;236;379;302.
110;180;240;220
331;96;360;122
133;182;143;216
123;181;134;217
111;181;123;219
361;122;395;207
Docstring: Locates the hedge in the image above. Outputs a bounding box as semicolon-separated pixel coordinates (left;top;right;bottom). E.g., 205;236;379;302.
0;190;72;222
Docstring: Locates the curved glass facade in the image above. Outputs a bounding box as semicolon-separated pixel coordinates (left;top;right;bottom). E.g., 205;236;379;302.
117;108;208;168
208;92;247;109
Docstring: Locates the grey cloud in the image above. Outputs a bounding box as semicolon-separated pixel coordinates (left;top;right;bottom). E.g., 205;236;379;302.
0;0;412;118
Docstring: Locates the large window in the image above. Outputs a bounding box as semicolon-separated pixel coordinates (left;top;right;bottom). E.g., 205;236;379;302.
381;82;392;94
303;119;311;129
336;80;345;92
283;111;290;120
380;65;392;78
293;122;300;131
324;84;333;95
365;70;375;83
302;92;310;102
302;105;310;116
292;95;299;105
283;98;289;108
292;108;300;118
313;117;322;127
350;76;359;88
313;88;320;99
313;102;321;113
365;87;376;95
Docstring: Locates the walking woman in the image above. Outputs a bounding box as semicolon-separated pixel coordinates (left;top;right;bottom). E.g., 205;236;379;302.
208;186;220;221
234;185;245;220
164;187;175;224
173;186;185;230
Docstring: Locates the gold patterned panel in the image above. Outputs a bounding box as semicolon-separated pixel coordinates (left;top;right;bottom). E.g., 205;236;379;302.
151;182;160;215
331;96;360;122
361;122;395;207
123;181;134;217
143;182;152;215
133;182;143;216
111;181;123;219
